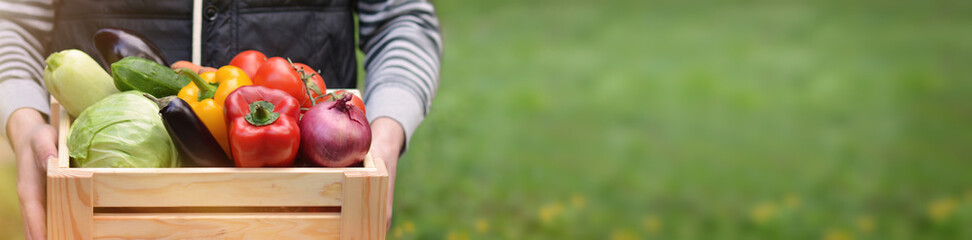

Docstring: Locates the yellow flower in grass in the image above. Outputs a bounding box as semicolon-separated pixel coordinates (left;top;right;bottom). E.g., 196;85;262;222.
823;228;853;240
392;226;404;238
475;219;489;233
750;202;777;224
403;220;415;233
539;202;564;224
610;229;638;240
446;230;469;240
928;197;958;223
571;193;587;209
856;215;874;233
643;215;662;234
784;193;801;208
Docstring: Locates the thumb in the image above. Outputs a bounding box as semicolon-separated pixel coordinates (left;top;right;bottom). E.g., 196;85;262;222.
31;125;58;170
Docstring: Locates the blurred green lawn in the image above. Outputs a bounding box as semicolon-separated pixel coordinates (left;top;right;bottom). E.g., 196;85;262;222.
4;0;972;239
391;0;972;239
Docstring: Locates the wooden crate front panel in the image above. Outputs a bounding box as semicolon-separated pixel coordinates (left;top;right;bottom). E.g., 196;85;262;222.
92;212;340;239
91;169;348;207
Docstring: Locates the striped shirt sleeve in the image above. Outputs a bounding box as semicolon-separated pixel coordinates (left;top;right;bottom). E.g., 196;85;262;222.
0;0;54;138
357;0;442;152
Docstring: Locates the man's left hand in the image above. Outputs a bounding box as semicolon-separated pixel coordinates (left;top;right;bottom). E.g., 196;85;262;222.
368;117;404;231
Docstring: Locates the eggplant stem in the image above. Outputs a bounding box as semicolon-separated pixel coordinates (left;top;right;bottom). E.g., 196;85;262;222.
143;93;177;109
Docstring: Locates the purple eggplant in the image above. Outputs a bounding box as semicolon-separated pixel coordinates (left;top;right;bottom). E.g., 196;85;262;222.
145;94;233;167
93;28;168;71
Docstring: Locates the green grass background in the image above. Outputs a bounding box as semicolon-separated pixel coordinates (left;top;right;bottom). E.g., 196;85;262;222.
4;0;972;239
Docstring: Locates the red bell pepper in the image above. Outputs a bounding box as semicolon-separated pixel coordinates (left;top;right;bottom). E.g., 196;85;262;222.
224;85;301;167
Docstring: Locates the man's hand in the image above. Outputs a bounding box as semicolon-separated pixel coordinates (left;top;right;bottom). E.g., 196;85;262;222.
368;117;405;231
8;108;57;240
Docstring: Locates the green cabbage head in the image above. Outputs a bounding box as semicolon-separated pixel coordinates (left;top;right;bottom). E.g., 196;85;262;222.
68;91;178;167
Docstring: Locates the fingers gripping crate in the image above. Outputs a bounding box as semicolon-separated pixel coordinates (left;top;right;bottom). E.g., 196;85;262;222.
46;96;388;239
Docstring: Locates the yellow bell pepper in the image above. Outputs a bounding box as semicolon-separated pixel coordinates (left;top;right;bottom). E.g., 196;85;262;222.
177;65;252;156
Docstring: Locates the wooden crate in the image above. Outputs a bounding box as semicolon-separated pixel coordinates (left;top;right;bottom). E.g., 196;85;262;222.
46;92;387;239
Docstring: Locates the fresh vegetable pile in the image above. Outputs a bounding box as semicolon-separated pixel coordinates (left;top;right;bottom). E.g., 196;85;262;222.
45;28;371;168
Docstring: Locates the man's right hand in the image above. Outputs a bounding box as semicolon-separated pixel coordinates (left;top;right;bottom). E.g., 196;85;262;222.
8;108;57;240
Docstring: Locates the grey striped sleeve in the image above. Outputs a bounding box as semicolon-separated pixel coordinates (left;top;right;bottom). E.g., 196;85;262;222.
357;0;442;152
0;0;54;138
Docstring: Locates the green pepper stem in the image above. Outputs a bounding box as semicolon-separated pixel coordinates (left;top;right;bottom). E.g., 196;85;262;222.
245;101;279;126
177;68;217;102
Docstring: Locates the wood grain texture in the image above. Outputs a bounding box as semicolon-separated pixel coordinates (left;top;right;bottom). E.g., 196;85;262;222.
92;212;341;239
92;170;346;207
47;169;94;240
340;157;389;240
86;155;377;208
52;98;71;168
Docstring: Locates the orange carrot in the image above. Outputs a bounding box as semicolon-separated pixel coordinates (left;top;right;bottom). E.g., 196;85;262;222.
171;60;202;73
199;67;217;74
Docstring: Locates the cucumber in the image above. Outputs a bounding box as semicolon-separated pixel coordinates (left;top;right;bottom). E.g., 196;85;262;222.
111;56;189;97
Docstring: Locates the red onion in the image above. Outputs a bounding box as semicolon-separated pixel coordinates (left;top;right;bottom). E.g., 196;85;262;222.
299;95;372;167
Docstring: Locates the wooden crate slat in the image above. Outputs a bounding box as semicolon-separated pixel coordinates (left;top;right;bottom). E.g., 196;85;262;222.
340;157;388;240
47;170;94;240
92;212;341;239
84;166;373;173
53;98;70;168
92;170;346;207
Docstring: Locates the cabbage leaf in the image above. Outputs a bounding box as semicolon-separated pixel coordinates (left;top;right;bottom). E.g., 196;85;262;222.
68;91;178;168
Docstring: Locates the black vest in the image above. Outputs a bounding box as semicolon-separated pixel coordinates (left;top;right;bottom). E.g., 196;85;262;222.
51;0;358;88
